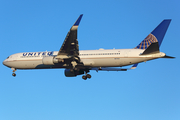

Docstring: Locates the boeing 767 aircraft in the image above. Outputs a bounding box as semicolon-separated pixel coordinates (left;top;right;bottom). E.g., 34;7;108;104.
3;14;174;80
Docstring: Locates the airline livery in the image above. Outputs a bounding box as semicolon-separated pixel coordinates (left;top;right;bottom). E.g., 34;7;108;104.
3;14;174;80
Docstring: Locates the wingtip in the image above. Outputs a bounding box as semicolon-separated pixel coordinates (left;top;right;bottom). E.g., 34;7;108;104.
74;14;83;26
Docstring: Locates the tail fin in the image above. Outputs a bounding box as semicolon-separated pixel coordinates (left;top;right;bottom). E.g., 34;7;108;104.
135;19;171;50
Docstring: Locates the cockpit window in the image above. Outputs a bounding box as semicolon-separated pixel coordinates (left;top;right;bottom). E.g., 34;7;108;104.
7;56;9;59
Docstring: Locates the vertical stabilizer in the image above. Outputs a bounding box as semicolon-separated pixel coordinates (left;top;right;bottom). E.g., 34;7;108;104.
135;19;171;49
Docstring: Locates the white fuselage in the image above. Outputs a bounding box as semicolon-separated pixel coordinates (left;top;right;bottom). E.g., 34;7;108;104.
3;49;166;69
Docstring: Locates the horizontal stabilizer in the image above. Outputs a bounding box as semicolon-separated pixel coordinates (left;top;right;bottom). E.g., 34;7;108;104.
141;42;159;55
162;55;175;59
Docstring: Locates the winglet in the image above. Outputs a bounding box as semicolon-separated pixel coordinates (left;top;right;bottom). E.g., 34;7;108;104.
130;63;138;70
73;14;83;26
141;42;159;55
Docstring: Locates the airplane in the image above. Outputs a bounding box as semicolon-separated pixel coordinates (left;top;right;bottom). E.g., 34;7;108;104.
3;14;175;80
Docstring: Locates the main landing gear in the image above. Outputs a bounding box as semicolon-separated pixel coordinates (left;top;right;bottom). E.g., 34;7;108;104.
70;60;92;80
82;74;91;80
11;68;16;77
82;72;91;80
70;67;91;80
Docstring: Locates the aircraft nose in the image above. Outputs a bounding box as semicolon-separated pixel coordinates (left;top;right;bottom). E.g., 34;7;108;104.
3;59;9;67
3;60;6;65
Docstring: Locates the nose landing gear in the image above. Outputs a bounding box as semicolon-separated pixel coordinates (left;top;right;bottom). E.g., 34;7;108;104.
12;73;16;77
11;68;16;77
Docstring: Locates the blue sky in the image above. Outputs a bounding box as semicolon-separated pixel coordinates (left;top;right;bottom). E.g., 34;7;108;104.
0;0;180;120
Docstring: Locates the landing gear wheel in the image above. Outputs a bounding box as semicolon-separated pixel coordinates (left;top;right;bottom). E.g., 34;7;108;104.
12;73;16;77
82;75;87;80
86;74;91;79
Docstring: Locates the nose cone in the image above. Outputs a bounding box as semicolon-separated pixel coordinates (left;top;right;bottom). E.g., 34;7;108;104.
3;59;9;67
3;60;5;65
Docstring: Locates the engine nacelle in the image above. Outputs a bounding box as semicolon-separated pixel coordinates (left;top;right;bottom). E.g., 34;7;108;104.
64;69;84;77
42;56;60;65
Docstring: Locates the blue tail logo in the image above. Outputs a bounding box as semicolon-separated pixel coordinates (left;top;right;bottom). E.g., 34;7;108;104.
135;33;158;49
135;19;171;49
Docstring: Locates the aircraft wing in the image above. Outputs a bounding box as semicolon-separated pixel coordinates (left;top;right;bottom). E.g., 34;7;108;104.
57;14;83;58
91;63;138;71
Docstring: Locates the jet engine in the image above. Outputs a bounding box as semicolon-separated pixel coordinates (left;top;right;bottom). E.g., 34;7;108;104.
64;69;84;77
42;56;62;65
